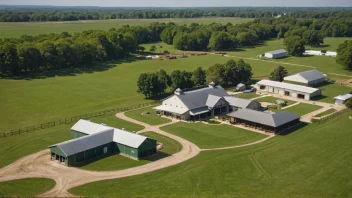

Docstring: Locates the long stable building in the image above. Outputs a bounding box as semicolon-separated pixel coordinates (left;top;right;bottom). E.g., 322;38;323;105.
154;82;261;121
228;109;300;133
255;80;321;100
49;120;156;166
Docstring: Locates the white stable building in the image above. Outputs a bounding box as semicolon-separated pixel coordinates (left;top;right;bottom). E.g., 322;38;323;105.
154;82;261;121
256;80;321;100
263;49;288;59
284;70;326;86
334;94;352;105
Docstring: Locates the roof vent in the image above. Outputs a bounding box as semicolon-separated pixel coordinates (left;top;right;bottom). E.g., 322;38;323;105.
174;88;183;95
209;81;215;88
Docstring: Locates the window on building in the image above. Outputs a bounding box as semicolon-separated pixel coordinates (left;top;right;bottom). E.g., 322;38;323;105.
285;91;290;96
260;86;266;90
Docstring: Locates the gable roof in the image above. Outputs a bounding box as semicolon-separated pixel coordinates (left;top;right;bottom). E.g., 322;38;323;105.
223;96;256;109
206;94;223;108
176;85;229;110
256;80;320;94
284;70;325;83
71;119;111;135
266;49;287;55
334;94;352;101
49;129;114;156
113;128;147;148
228;109;300;127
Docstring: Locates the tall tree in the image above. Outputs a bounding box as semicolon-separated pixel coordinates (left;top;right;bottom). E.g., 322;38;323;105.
0;43;19;75
336;40;352;70
192;67;206;86
170;70;193;90
17;43;42;73
302;30;324;46
345;98;352;109
156;69;171;95
206;63;225;85
284;36;306;57
269;66;288;82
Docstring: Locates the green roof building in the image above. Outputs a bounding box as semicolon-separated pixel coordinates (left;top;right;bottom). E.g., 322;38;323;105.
49;119;157;166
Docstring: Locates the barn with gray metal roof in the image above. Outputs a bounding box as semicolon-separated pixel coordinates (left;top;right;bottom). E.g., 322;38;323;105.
49;119;156;166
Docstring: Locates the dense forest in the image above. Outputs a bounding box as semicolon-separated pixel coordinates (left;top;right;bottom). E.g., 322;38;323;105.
1;16;352;77
1;7;352;22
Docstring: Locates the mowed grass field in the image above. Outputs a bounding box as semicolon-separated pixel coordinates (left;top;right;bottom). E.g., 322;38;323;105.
161;122;267;149
70;112;352;197
0;17;253;38
125;106;171;126
0;178;55;196
0;55;310;131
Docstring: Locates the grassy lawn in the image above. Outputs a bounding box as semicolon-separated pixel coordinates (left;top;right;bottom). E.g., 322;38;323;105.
70;112;352;198
161;122;266;149
255;96;297;106
90;115;144;132
125;106;171;126
284;103;322;115
235;92;261;99
313;83;352;103
80;132;181;171
314;108;337;117
141;42;183;54
143;132;182;155
0;124;71;168
0;18;253;38
0;178;55;196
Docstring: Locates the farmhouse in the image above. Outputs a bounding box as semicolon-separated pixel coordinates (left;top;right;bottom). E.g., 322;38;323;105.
228;109;300;133
284;70;326;86
154;82;260;121
263;49;288;59
256;80;321;100
334;94;352;105
49;120;156;166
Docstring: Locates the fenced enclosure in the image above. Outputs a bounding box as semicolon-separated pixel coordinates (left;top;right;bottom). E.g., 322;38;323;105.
1;101;159;138
312;108;350;124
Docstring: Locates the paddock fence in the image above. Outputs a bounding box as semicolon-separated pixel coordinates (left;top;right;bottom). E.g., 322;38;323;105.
0;101;160;138
311;108;350;124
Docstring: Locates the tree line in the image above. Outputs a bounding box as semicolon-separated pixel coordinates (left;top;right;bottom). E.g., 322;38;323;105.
1;7;352;22
0;23;167;76
137;59;252;98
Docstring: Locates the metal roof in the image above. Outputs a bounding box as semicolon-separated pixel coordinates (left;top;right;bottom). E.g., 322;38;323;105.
113;128;147;148
154;105;189;115
227;109;300;127
284;70;325;83
71;119;112;135
49;129;114;156
189;107;210;116
206;94;223;108
223;96;254;109
266;49;287;55
334;94;352;101
256;80;320;94
176;85;229;110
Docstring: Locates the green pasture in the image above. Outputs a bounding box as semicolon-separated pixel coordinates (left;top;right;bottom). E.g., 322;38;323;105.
314;108;337;117
0;18;253;38
284;103;322;115
161;122;266;149
314;83;352;103
235;92;261;99
90;115;144;132
255;96;297;106
142;131;182;155
125;106;171;126
70;112;352;197
0;178;55;196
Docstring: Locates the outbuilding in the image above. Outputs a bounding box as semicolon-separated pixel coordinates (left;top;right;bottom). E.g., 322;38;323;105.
236;83;246;91
256;80;321;100
263;49;288;59
334;94;352;105
49;120;157;166
228;109;300;133
284;70;326;86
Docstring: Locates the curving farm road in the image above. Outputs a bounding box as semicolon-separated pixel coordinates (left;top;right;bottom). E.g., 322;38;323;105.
0;111;273;197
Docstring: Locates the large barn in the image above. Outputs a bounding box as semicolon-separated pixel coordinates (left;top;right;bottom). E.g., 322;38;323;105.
154;82;261;121
49;120;156;166
284;70;326;86
255;80;321;100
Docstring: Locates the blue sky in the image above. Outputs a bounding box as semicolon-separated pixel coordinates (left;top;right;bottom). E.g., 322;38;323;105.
1;0;352;7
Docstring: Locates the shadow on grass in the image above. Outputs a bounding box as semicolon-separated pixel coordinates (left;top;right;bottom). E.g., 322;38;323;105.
143;151;170;162
277;122;309;136
3;56;139;80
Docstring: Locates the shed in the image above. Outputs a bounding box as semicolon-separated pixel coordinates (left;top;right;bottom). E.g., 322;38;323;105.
284;70;326;86
334;94;352;105
236;83;246;91
224;96;261;110
264;49;288;59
